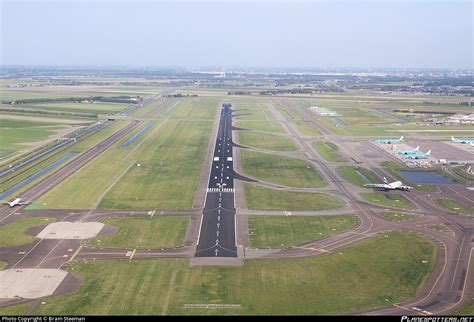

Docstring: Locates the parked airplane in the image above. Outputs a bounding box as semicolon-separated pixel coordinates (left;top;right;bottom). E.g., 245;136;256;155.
2;198;30;208
401;150;431;159
373;136;404;144
364;177;413;191
451;136;474;144
396;146;419;155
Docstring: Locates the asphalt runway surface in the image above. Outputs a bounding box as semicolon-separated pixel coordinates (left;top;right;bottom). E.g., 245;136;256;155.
195;103;237;257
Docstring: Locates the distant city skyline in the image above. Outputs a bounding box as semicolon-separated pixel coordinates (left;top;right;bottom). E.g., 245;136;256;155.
1;1;472;69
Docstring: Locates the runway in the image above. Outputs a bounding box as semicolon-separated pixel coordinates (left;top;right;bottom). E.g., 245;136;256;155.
195;103;237;257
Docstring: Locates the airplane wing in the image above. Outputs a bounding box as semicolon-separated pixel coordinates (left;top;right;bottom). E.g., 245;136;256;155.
364;183;389;189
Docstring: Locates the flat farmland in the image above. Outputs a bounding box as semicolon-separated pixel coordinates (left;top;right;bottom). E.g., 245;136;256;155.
21;102;128;115
0;118;70;158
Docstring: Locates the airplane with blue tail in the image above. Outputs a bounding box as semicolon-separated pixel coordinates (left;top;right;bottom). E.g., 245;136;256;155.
396;146;419;155
400;149;431;159
373;136;404;144
451;136;474;144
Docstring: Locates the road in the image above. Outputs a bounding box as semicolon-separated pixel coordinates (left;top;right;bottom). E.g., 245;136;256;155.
195;103;237;257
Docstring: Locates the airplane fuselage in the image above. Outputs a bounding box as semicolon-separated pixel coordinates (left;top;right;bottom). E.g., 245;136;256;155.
8;198;22;208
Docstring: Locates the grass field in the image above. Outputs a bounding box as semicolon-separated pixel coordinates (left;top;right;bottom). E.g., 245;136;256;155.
31;232;435;315
436;198;474;216
240;150;326;188
90;216;189;249
452;166;474;181
0;118;69;158
0;261;6;270
5;121;129;204
37;121;156;209
361;193;413;209
338;166;380;186
273;101;320;136
0;303;32;315
248;215;356;248
0;217;55;247
453;299;474;315
38;98;218;211
238;131;297;151
245;184;342;211
382;212;416;221
234;101;286;133
99;98;219;210
22;102;127;115
312;141;345;162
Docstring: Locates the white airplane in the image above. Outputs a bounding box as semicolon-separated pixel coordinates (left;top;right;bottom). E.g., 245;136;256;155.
451;136;474;144
373;136;404;144
364;177;413;191
396;146;419;155
400;150;431;159
3;198;30;208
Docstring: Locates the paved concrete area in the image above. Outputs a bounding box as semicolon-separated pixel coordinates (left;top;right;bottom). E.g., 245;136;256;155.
0;269;67;299
408;139;474;161
189;257;243;267
37;222;105;239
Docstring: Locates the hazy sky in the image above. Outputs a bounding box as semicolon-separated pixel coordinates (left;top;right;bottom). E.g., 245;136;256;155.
1;1;472;69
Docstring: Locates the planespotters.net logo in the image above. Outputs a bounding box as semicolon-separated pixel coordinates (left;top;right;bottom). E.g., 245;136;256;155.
402;317;474;322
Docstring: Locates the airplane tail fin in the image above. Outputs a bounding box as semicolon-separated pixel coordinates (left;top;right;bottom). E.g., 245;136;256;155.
426;150;431;155
399;136;404;141
415;146;419;151
383;177;388;184
451;136;455;141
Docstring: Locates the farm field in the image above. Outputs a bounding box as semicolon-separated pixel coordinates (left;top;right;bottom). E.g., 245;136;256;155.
0;118;70;158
